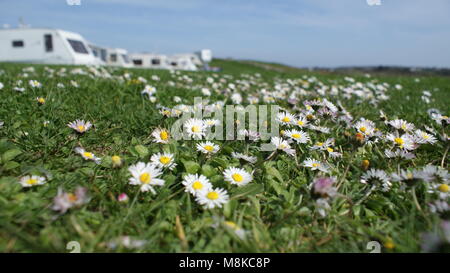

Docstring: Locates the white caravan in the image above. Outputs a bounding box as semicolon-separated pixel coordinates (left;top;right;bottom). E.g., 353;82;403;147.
106;48;132;68
0;28;100;65
88;43;108;65
129;53;170;69
167;54;198;71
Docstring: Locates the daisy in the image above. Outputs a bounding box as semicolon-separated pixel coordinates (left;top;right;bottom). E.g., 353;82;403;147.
294;115;309;128
428;182;449;199
195;187;229;209
429;200;450;214
196;141;220;155
303;158;330;172
391;169;432;187
231;152;257;164
18;175;46;188
421;165;449;183
67;119;92;134
312;177;337;198
384;149;416;160
238;129;261;142
203;119;220;127
74;147;102;164
150;152;177;170
29;80;42;88
284;129;310;144
128;162;165;193
388;119;415;132
276;112;295;126
184;118;207;139
223;167;253;186
354;119;376;136
151;128;170;144
270;136;296;156
141;85;156;97
413;129;437;144
325;147;342;158
361;169;391;192
386;132;416;151
310;138;334;151
182;174;212;196
52;187;89;214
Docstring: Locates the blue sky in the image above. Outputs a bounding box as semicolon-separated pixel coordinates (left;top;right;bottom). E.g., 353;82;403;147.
1;0;450;67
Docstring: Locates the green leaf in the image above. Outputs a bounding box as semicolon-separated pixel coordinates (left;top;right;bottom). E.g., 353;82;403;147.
134;145;149;158
264;164;283;182
183;160;200;174
230;183;264;200
2;149;22;162
201;164;217;177
3;161;20;170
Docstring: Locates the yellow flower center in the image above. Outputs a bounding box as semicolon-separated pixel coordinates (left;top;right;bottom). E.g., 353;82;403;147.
384;241;395;249
394;138;404;145
139;172;151;184
297;120;304;126
360;127;366;132
422;134;429;139
327;147;334;152
207;191;219;200
312;163;319;167
282;117;290;123
224;221;238;229
438;184;449;193
292;133;301;139
204;145;214;152
67;193;78;202
232;173;243;182
191;126;200;133
401;124;407;130
77;125;86;132
306;114;314;120
83;152;93;159
26;179;38;185
317;142;324;147
37;98;45;104
112;155;121;164
192;181;203;190
160;131;169;140
159;156;171;165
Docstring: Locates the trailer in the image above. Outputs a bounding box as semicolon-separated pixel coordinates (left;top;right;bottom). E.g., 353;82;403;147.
0;27;100;65
105;48;132;68
129;53;170;69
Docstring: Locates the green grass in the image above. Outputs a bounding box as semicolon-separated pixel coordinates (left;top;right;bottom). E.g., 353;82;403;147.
0;59;449;253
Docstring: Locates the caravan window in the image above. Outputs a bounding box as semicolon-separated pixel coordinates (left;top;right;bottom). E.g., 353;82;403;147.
44;34;53;52
12;40;24;47
110;54;117;62
121;54;130;64
67;39;88;54
100;49;107;62
133;59;143;66
151;58;161;65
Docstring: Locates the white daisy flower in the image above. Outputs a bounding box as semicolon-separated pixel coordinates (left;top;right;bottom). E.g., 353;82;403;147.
182;174;212;196
391;169;432;187
203;119;220;127
270;136;296;156
128;162;165;193
361;169;391;192
284;129;310;144
354;119;376;136
195;187;229;209
74;147;102;164
386;133;416;151
184;118;207;139
18;175;46;188
223;167;253;186
276;112;295;126
67;119;92;134
413;129;437;144
151;128;170;144
310;138;334;151
150;152;177;170
294;115;308;128
196;141;220;154
231;152;257;164
384;149;416;160
141;85;156;97
303;158;330;172
428;182;449;199
29;80;42;88
388;119;415;132
325;147;342;158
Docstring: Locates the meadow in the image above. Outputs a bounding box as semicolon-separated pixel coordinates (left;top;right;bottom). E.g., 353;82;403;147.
0;59;448;253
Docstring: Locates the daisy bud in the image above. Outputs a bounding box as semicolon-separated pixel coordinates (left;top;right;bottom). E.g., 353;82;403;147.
118;193;129;202
36;97;46;105
111;155;123;167
362;160;370;170
384;239;395;250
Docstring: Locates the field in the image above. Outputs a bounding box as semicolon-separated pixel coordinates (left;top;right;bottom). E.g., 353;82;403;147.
0;59;449;253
